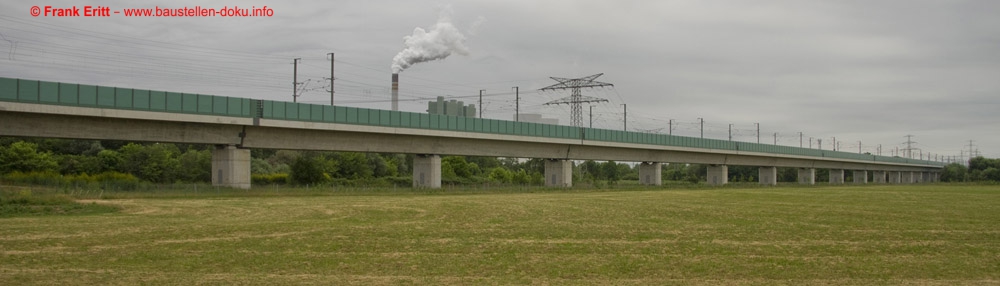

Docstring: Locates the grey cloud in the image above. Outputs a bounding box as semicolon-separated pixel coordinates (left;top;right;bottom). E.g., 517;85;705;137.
0;0;997;157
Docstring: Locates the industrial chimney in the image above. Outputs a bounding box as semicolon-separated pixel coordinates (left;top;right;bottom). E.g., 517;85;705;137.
391;73;399;111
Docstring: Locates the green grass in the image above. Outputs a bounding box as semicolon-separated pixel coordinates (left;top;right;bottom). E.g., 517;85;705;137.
0;188;119;217
1;184;998;284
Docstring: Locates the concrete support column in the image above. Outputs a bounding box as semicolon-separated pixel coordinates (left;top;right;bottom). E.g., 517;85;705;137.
412;154;442;188
902;172;914;184
933;173;941;182
853;170;868;184
706;165;728;186
797;168;815;185
922;172;930;183
211;145;251;189
759;166;777;186
829;169;845;184
888;171;902;184
872;171;887;184
544;159;573;187
638;162;662;186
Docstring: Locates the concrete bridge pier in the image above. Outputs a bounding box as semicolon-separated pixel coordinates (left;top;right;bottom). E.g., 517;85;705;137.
413;154;442;188
544;159;573;187
759;166;777;186
853;170;868;184
872;171;887;184
706;165;728;186
888;171;902;184
829;169;845;184
798;168;815;185
639;162;662;186
902;172;915;184
211;145;251;189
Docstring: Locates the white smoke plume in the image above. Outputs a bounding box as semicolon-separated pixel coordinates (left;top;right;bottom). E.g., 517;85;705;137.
390;10;472;73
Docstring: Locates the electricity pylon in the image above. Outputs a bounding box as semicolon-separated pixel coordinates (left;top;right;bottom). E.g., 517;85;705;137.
540;73;613;127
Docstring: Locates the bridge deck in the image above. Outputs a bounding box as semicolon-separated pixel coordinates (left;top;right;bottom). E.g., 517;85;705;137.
0;77;944;168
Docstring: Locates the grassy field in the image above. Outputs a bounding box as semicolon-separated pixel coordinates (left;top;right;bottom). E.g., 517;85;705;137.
1;184;998;285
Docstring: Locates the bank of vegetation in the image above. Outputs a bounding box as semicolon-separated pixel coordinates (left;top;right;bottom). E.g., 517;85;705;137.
1;137;996;192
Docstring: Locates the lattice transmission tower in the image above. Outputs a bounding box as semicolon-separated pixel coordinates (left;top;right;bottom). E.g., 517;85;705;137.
539;73;614;127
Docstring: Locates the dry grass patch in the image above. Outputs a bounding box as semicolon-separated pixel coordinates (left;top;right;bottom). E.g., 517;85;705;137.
1;184;998;284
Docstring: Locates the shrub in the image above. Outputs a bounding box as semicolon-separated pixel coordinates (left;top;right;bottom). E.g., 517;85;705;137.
1;171;143;191
1;189;119;217
487;168;513;183
290;156;328;185
385;176;411;187
252;173;289;185
0;142;58;173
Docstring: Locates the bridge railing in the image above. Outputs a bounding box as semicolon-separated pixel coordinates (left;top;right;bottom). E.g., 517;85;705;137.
259;100;582;140
0;77;254;117
0;77;946;167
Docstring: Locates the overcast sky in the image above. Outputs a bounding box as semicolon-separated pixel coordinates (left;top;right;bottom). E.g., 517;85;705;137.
2;0;997;161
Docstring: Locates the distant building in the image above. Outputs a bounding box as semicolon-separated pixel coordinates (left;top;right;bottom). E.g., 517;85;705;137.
516;113;559;125
427;96;476;117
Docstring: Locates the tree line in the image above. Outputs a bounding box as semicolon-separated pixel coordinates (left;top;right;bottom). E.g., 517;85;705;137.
939;157;1000;182
0;138;644;187
1;138;994;187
